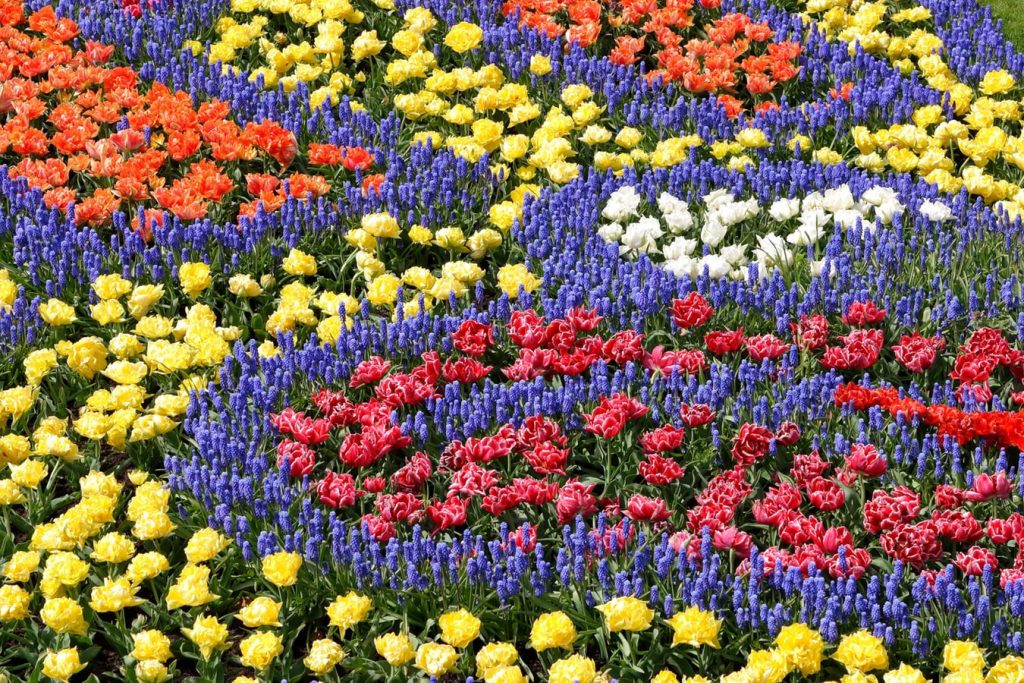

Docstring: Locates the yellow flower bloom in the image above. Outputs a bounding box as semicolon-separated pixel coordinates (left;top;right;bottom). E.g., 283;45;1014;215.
367;273;402;307
128;415;177;444
101;360;148;385
596;596;654;632
814;148;844;166
774;622;825;675
442;261;484;283
476;642;518;677
496;263;541;299
580;124;612;146
530;611;576;651
39;551;89;596
444;22;483;53
788;134;812;152
944;669;983;683
391;28;423;57
987;656;1024;683
487;666;528;683
126;552;171;584
0;271;14;309
282;248;318;276
439;608;481;648
304;638;346;675
128;283;164;318
351;30;386;60
92;273;133;299
38;298;76;325
90;576;144;612
666;606;722;648
2;550;39;582
361;211;401;238
652;671;683;683
943;641;985;673
135;660;171;683
37;416;69;438
132;629;173;662
317;315;346;344
42;648;86;682
0;479;24;505
530;54;552;75
182;614;230;660
239;631;283;671
10;459;48;488
135;315;174;339
127;484;173;518
416;643;460;676
408;224;433;244
179;262;213;297
109;333;145;359
41;597;88;635
473;118;505;151
883;663;927;683
403;6;437;33
375;632;416;666
185;528;232;564
0;433;30;464
30;522;70;552
737;127;769;148
549;654;597;683
980;69;1015;95
258;340;279;358
35;431;78;460
64;337;107;379
23;348;58;385
91;532;136;563
0;584;30;621
229;274;263;297
238;596;283;628
546;160;580;184
434;226;467;250
466;229;503;259
166;564;218;609
261;550;303;586
615;127;643;148
327;592;372;632
833;630;889;673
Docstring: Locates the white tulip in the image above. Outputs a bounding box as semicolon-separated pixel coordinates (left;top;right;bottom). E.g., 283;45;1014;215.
662;236;698;261
698;254;732;279
601;186;642;222
755;233;794;267
719;243;749;266
597;222;624;243
663;256;698;278
663;209;694;233
821;185;856;213
769;197;801;222
657;192;688;216
703;188;733;209
860;185;900;207
700;217;729;248
919;200;953;222
620;217;663;256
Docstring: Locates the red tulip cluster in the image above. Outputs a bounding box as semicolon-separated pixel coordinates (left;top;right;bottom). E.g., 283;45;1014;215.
263;297;1024;584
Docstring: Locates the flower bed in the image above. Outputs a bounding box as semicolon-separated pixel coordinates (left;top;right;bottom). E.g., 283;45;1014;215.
1;0;1024;681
